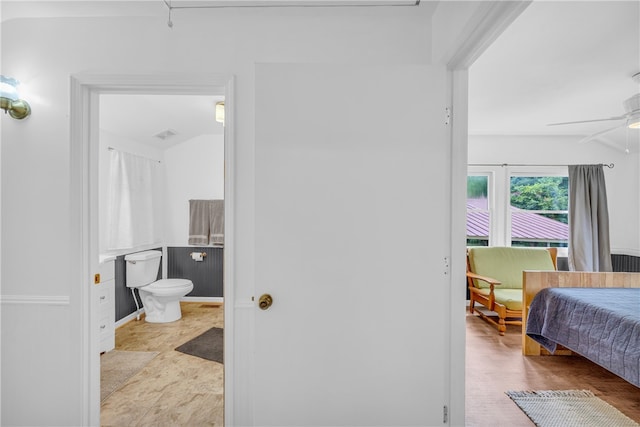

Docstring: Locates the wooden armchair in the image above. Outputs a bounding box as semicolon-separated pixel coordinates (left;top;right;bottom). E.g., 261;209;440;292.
466;246;557;335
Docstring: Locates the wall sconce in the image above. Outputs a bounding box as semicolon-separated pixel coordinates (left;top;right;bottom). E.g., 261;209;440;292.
0;75;31;120
215;101;225;126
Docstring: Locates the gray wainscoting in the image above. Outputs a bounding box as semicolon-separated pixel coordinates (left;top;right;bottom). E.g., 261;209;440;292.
557;254;640;272
612;253;640;272
167;247;223;298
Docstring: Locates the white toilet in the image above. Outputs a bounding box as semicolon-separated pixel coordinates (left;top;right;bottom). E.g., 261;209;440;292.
125;250;194;323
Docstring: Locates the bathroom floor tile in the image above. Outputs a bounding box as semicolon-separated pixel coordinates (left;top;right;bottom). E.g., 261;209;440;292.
101;302;224;426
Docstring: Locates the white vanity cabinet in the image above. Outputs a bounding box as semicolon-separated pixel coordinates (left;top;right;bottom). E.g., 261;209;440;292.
97;257;115;353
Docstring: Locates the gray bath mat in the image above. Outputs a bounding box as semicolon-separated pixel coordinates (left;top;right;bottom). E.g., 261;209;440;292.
175;326;223;364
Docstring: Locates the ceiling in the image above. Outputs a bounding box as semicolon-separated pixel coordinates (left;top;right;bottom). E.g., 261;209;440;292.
94;1;640;152
4;1;639;151
469;1;640;151
100;94;224;149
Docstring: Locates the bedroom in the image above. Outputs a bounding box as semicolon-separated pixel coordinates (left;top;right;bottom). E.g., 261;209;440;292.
469;0;640;255
466;1;640;425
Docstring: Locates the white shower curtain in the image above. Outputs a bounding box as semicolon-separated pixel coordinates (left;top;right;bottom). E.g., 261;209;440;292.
106;149;158;250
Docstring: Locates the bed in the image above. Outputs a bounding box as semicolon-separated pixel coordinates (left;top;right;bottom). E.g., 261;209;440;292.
522;271;640;388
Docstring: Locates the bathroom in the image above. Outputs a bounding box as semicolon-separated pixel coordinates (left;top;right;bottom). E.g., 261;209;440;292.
97;93;225;335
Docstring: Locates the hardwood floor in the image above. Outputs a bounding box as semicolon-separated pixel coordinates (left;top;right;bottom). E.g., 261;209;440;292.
466;311;640;426
101;302;223;426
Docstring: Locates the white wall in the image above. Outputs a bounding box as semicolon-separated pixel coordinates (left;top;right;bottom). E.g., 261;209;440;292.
0;5;439;425
164;134;224;247
468;135;640;256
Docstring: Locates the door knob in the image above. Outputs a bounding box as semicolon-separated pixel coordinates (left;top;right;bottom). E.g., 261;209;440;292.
258;294;273;310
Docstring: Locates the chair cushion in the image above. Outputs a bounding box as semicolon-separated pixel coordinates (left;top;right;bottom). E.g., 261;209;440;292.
468;247;555;290
475;288;523;311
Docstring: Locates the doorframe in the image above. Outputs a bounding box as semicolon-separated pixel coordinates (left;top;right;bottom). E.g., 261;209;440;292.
69;73;235;426
443;2;531;425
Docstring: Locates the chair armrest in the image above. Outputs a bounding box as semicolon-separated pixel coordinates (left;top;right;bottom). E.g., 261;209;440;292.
466;272;502;286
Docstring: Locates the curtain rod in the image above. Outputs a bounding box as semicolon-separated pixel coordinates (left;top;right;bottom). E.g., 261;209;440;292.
108;147;162;164
468;163;614;169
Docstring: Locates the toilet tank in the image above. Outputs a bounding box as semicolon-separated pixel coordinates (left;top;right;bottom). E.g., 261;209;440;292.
124;250;162;288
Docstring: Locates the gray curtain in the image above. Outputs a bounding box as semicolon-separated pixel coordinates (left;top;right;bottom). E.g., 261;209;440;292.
568;164;612;272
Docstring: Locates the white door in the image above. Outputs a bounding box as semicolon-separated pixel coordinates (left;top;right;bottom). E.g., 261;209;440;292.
255;64;451;426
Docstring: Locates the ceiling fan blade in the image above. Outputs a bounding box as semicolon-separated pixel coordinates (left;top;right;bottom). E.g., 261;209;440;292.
578;124;625;144
547;115;627;126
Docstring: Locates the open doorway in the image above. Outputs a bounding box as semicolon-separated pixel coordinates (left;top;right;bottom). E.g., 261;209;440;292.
97;93;225;424
70;74;234;426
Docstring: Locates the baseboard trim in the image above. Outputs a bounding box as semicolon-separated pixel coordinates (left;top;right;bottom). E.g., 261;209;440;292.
115;311;143;328
182;296;224;303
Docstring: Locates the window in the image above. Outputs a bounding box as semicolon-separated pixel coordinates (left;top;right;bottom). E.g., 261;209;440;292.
509;175;568;248
467;166;568;251
466;175;490;247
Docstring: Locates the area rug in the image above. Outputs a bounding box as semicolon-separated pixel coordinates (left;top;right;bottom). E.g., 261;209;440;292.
175;326;223;364
506;390;640;427
100;350;159;402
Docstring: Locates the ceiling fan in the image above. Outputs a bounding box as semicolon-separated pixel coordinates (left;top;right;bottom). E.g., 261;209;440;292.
547;72;640;147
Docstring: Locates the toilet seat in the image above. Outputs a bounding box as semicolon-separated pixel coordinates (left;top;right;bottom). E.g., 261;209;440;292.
143;279;193;296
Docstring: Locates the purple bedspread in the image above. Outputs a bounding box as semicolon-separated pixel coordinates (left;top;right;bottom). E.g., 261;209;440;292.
526;287;640;388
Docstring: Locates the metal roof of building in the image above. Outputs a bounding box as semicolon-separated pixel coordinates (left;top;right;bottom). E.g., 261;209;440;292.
467;199;568;241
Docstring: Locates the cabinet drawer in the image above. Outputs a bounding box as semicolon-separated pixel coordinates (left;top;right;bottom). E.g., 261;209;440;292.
97;291;113;310
99;312;114;336
97;280;114;305
97;260;115;283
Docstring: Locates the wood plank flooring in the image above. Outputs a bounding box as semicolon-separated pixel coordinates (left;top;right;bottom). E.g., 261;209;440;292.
101;302;223;426
466;311;640;426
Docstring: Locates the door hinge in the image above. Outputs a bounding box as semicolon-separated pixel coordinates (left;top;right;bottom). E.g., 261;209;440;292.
445;107;451;125
443;405;448;424
443;256;450;277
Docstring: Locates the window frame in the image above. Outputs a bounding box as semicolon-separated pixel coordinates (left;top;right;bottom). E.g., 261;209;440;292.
466;170;495;246
467;165;568;256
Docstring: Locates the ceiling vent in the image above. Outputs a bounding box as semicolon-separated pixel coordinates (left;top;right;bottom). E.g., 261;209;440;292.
153;128;178;140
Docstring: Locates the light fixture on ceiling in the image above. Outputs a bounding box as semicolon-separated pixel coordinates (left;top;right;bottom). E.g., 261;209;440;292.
627;73;640;129
215;101;225;125
549;73;640;150
0;75;31;120
624;94;640;129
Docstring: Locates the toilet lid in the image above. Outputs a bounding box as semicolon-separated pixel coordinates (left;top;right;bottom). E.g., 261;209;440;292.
145;279;193;295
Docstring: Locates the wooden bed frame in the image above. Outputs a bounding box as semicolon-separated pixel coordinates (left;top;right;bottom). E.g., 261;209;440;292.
522;271;640;356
